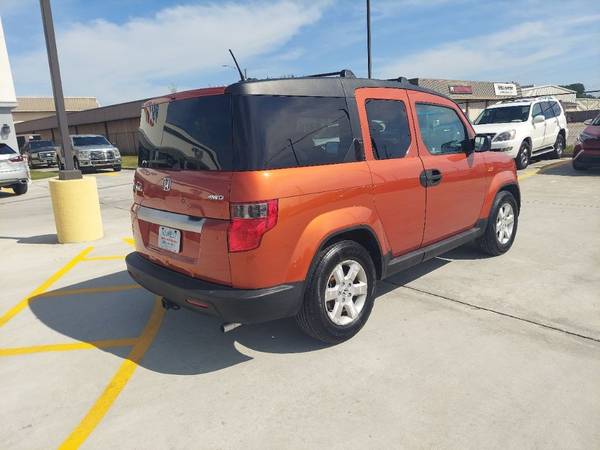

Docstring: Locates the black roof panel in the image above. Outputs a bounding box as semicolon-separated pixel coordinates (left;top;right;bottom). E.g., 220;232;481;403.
225;76;449;100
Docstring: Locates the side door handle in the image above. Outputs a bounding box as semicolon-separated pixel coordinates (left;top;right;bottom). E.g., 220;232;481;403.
419;169;443;187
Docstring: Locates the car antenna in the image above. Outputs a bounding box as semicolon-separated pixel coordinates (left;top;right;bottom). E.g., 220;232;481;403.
228;49;246;81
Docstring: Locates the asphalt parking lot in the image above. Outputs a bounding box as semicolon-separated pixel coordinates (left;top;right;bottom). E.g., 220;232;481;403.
1;161;599;449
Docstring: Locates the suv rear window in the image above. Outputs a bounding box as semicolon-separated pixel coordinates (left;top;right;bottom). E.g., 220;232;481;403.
236;96;355;170
142;95;356;171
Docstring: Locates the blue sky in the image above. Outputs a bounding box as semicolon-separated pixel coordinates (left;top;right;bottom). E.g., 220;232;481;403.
2;0;599;105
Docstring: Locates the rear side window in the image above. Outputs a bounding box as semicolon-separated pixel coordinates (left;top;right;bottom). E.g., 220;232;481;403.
152;96;233;171
235;96;355;170
552;101;562;117
541;102;555;119
365;99;411;159
415;104;466;155
532;103;542;118
0;144;16;155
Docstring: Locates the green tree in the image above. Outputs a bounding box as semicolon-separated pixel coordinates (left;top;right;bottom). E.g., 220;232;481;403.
560;83;594;98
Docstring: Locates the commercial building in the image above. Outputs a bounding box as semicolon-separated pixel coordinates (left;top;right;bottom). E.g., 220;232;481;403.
12;96;99;123
15;98;145;154
0;18;18;151
410;78;522;121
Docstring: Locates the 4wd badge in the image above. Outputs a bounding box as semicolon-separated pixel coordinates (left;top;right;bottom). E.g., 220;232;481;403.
161;177;172;191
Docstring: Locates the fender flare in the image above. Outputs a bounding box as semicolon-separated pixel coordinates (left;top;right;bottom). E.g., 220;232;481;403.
479;172;521;219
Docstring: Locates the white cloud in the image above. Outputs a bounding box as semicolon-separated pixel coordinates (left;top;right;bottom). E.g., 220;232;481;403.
12;1;330;103
378;15;600;84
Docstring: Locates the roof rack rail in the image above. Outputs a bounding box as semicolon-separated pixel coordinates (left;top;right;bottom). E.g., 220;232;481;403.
386;76;410;83
303;69;356;78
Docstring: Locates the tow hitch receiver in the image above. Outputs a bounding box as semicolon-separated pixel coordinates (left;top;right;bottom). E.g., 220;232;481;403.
161;297;180;310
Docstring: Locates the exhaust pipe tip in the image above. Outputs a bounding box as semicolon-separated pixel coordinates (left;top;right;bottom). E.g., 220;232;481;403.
221;322;242;333
161;298;180;310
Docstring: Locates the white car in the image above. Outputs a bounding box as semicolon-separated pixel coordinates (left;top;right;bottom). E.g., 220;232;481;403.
473;97;568;169
0;143;29;195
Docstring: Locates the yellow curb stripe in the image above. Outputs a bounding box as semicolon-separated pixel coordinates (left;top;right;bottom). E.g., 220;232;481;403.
518;159;569;182
0;247;93;328
0;338;139;357
37;284;141;299
82;255;126;261
59;296;165;449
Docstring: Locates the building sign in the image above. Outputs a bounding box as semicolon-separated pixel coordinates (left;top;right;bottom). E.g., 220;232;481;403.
494;83;518;96
449;85;473;94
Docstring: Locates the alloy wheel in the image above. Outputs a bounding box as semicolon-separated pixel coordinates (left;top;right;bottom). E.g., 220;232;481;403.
495;203;515;245
324;259;368;326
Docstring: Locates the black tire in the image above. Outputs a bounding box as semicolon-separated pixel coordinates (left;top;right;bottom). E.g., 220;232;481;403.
551;133;565;159
58;157;65;170
113;165;122;172
572;160;586;171
73;158;80;170
476;191;518;256
296;240;377;344
515;141;530;170
12;183;28;195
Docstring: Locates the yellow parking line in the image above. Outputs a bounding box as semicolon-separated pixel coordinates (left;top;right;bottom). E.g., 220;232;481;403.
0;338;139;357
518;159;569;182
0;247;93;328
37;284;141;299
82;255;126;261
59;296;165;449
123;237;135;248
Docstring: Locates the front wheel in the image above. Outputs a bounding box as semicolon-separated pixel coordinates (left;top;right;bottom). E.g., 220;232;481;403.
477;191;518;256
296;240;376;344
551;133;565;159
515;141;530;170
113;164;122;172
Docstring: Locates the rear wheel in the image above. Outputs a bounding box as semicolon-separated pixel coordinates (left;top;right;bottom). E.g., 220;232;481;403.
12;183;28;195
572;159;586;171
113;164;122;172
477;191;518;256
296;240;376;344
551;133;565;159
515;141;530;170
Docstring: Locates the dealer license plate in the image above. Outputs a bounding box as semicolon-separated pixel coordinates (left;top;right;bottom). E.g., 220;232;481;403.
158;226;181;253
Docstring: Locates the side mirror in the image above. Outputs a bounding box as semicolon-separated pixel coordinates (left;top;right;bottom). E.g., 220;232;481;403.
533;114;545;124
583;119;592;126
473;134;492;152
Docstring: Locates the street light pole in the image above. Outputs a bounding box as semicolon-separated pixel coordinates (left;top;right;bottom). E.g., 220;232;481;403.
39;0;81;180
366;0;372;79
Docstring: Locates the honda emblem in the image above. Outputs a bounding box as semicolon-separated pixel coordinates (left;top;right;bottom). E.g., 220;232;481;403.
161;177;172;191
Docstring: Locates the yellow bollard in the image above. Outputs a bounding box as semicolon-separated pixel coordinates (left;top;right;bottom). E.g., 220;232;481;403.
48;177;103;243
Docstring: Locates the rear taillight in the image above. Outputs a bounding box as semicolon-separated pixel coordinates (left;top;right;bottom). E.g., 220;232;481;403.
9;155;24;162
228;199;278;252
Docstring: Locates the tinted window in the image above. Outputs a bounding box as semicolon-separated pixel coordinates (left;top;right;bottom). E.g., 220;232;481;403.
551;101;562;117
0;143;17;155
532;103;542;118
474;105;530;124
541;102;555;119
365;99;411;159
149;95;233;171
416;104;467;155
30;140;54;150
235;96;355;170
73;136;110;146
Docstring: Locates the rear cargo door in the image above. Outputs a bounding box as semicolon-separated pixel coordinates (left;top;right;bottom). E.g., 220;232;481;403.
132;93;233;284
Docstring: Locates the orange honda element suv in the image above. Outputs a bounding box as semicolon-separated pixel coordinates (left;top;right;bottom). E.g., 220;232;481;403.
126;70;520;343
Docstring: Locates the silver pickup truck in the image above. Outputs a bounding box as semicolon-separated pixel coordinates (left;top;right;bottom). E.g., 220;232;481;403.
57;134;122;172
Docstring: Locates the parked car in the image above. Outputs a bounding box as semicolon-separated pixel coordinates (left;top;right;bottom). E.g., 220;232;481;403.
22;139;58;168
572;114;600;170
125;72;520;344
56;134;121;172
473;97;568;169
0;143;29;195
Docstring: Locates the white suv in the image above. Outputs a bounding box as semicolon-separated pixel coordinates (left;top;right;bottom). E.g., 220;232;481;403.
473;97;568;169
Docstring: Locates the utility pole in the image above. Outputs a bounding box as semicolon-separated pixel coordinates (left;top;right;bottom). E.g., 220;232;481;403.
39;0;81;180
367;0;372;79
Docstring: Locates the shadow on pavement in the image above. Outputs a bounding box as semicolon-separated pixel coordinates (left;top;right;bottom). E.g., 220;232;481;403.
539;161;600;177
28;250;468;375
0;234;58;244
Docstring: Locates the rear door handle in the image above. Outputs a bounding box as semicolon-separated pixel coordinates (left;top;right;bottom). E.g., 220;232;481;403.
419;169;443;187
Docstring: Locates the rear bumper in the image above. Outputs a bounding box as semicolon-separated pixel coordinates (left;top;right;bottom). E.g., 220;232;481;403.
125;251;304;324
